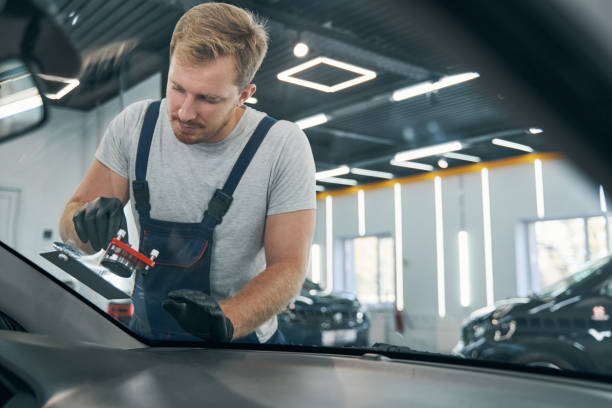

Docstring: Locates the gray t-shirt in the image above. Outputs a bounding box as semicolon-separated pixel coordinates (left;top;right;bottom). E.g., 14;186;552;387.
95;99;316;342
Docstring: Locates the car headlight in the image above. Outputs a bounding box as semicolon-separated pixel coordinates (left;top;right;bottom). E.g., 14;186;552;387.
493;320;517;342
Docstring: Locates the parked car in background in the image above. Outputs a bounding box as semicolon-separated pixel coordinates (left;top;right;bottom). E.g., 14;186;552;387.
279;279;370;347
455;255;612;375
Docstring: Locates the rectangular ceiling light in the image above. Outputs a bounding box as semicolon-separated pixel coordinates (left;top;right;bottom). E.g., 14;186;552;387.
38;73;80;100
315;185;326;192
600;185;607;213
316;165;350;180
392;72;480;102
326;196;334;291
358;189;365;237
350;168;394;179
434;176;446;318
492;138;534;152
481;169;494;307
245;97;258;104
319;177;357;186
394;183;404;312
296;113;328;130
390;160;434;171
442;152;481;163
528;128;543;134
277;56;376;93
394;141;463;162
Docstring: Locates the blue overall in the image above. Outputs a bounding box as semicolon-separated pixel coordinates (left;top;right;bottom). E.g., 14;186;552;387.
130;101;285;344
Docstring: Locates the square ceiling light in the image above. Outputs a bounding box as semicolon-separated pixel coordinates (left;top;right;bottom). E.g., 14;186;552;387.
277;57;376;93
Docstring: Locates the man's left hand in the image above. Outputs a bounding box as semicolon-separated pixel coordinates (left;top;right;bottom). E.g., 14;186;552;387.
162;289;234;342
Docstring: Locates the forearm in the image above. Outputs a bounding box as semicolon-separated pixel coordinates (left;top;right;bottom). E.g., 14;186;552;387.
59;201;94;254
219;262;306;340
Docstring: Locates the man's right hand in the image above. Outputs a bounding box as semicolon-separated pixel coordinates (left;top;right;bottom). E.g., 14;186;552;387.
72;197;128;251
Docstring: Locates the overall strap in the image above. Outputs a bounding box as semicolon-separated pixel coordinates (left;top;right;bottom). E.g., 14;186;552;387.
203;115;277;228
133;100;161;218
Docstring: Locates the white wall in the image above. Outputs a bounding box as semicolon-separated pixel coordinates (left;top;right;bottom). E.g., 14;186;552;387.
313;157;604;352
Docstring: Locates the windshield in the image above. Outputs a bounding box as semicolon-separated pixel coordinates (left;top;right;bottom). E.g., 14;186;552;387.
539;255;611;298
2;0;612;382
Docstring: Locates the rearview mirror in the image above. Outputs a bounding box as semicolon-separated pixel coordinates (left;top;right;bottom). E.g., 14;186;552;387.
0;58;46;144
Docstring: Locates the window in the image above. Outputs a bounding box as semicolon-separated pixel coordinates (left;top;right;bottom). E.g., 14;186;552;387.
530;216;610;290
343;236;395;305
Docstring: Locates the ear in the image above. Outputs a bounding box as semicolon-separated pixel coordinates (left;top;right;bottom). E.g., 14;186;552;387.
238;84;256;105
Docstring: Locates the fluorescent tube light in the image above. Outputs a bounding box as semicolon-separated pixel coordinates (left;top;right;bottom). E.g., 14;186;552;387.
0;88;42;120
528;128;543;134
392;72;480;101
311;244;321;284
394;141;463;162
296;113;328;129
600;185;607;213
358;190;365;236
391;82;436;102
38;73;80;100
458;231;470;307
432;72;480;89
442;152;481;163
492;138;534;152
315;185;326;192
326;196;333;291
434;176;446;318
245;97;257;104
319;177;357;186
535;159;545;218
394;183;404;311
481;169;494;307
390;160;434;171
316;165;350;180
350;168;394;179
277;56;376;93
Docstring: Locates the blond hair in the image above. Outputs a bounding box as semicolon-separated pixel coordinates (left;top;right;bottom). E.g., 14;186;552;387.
170;2;269;89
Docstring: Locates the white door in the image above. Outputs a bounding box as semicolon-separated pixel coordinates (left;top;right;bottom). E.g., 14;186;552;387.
0;188;20;247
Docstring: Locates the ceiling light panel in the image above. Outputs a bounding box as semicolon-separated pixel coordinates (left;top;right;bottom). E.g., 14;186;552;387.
316;165;350;180
442;152;481;162
390;160;434;171
492;138;534;152
296;113;328;130
394;141;463;162
318;177;358;186
350;168;394;179
277;57;376;93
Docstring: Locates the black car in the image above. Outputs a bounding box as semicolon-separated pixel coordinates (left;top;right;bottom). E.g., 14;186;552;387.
455;255;612;375
279;279;370;347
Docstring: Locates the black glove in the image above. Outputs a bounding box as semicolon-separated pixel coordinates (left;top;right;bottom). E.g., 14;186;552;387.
162;289;234;342
73;197;128;251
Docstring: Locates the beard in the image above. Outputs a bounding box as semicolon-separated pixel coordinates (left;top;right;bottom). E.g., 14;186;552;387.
170;108;236;145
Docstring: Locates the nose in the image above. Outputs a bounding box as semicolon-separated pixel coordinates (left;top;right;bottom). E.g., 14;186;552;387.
178;96;197;122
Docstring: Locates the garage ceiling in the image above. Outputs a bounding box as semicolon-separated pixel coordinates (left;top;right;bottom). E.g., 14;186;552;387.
30;0;552;190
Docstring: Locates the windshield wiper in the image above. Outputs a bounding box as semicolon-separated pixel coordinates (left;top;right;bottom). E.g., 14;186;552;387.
360;343;451;361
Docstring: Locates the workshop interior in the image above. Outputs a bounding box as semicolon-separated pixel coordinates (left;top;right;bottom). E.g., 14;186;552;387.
2;0;612;379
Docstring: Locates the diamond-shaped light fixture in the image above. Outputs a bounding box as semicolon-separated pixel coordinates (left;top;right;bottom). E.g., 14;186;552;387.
277;57;376;93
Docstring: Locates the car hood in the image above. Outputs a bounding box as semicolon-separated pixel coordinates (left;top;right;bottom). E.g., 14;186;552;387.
465;297;534;324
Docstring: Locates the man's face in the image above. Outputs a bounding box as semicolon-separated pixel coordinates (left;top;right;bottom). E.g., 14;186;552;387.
166;55;255;144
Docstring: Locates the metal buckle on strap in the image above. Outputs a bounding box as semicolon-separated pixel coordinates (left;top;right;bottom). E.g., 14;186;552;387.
204;189;233;224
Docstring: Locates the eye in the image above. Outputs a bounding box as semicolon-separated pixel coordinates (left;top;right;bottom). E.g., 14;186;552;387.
197;95;218;104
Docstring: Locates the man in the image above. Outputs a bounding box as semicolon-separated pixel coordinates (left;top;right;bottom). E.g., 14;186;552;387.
59;2;315;344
